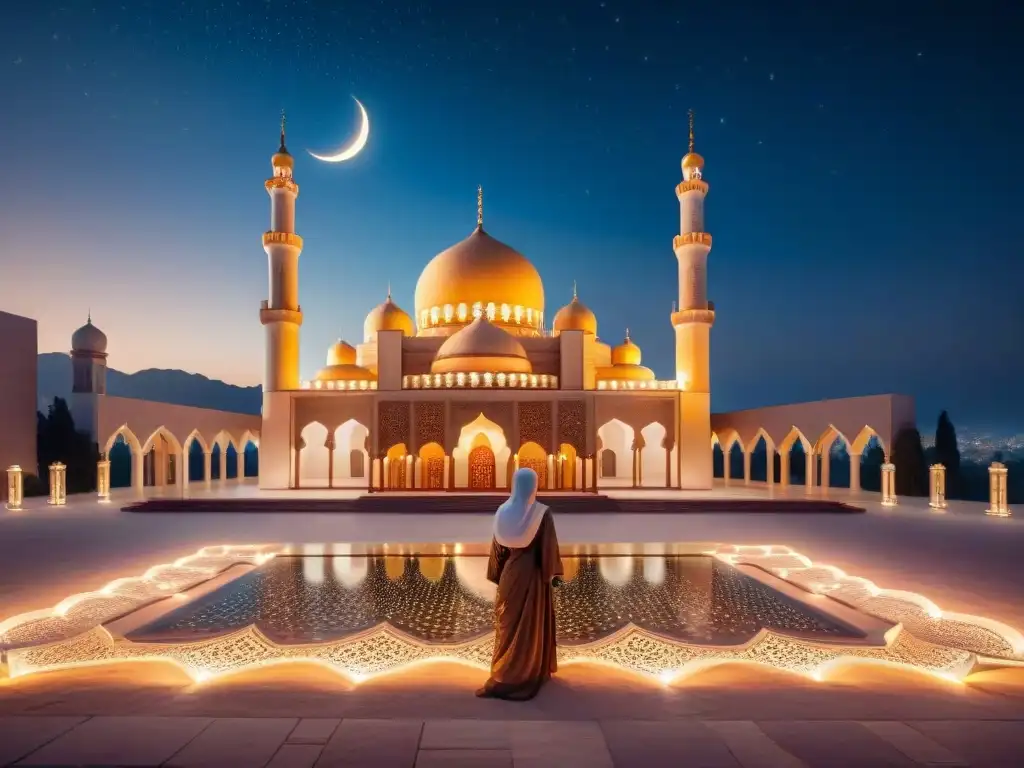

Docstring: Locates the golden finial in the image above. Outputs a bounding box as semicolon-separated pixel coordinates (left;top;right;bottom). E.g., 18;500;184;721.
279;109;287;152
688;108;695;154
572;280;578;301
476;185;484;227
386;281;392;301
625;327;631;341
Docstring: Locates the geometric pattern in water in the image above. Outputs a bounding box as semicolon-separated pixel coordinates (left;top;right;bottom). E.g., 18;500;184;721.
128;555;855;646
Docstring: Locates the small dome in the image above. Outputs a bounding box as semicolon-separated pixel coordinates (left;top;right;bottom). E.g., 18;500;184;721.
71;317;107;355
363;292;415;342
325;339;356;367
611;332;642;366
272;150;294;170
552;290;597;336
681;152;704;171
431;315;532;374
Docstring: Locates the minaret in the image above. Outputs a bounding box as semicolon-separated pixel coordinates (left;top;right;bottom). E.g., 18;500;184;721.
672;109;715;489
69;312;109;446
260;111;303;393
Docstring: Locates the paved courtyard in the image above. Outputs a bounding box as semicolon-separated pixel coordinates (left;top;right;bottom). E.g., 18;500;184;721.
2;486;1023;765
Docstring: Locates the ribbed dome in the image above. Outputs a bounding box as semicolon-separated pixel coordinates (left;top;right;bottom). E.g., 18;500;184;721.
315;339;375;382
363;293;415;342
71;318;107;355
415;225;544;335
552;290;597;336
431;315;532;375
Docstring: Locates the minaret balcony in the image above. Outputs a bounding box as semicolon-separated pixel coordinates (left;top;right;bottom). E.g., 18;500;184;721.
260;301;303;326
262;231;304;249
265;177;299;195
675;179;709;196
671;307;716;327
673;232;712;250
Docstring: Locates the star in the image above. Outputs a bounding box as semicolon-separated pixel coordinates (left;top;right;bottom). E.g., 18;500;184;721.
13;56;22;65
769;72;775;81
719;117;725;124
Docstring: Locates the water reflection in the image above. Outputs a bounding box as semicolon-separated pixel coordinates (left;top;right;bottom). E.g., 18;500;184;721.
131;555;853;646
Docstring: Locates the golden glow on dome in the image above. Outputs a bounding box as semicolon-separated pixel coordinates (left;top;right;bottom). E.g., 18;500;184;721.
326;340;356;367
431;316;532;375
598;329;654;382
414;200;544;337
681;152;704;170
363;290;415;342
315;340;375;382
552;283;597;336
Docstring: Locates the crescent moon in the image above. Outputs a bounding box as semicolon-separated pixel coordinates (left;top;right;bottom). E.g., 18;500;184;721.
307;97;370;163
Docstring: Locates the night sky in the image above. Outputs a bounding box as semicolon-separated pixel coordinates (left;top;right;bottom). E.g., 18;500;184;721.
2;1;1021;430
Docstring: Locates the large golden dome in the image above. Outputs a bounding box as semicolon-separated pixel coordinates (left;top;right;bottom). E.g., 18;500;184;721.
415;224;545;337
363;291;415;342
431;316;532;375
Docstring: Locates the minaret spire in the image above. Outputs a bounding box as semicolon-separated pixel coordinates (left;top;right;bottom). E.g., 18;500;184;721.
476;185;484;228
688;108;695;154
279;110;288;152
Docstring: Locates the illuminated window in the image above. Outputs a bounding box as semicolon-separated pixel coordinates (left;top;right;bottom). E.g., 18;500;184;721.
500;303;511;322
472;302;483;319
443;304;454;323
457;303;468;321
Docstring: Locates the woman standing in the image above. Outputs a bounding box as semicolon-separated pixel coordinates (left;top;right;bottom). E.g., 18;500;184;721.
476;467;564;701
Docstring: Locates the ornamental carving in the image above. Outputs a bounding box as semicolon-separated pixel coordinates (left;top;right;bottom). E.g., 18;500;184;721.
413;402;445;451
557;400;587;453
377;402;410;456
519;401;552;452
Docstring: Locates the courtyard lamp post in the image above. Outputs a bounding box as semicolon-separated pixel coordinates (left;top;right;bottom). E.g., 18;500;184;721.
928;464;947;510
6;465;24;511
986;462;1011;517
47;462;67;506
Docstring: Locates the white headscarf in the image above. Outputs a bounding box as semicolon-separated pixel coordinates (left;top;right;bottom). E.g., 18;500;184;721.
493;467;549;549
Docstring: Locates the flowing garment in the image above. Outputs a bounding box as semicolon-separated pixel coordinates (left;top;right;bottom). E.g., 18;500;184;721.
477;472;563;700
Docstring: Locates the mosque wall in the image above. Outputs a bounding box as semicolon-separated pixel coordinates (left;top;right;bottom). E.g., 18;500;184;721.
96;396;261;454
711;394;916;456
0;310;38;479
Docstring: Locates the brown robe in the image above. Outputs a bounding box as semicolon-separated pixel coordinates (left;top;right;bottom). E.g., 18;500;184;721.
477;510;563;701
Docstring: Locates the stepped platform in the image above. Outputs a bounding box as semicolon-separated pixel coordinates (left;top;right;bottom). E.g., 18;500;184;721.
123;493;864;514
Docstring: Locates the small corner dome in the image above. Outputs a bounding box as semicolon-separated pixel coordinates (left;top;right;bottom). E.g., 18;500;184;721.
611;333;642;366
315;339;375;382
552;294;597;336
71;318;107;355
325;339;356;367
682;151;704;171
363;294;415;342
431;315;532;374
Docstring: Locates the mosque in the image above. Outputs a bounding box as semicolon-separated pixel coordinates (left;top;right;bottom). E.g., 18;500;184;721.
47;113;913;500
255;111;722;494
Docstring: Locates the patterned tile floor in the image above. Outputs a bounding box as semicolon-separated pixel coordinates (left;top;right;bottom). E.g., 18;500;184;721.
2;715;1022;766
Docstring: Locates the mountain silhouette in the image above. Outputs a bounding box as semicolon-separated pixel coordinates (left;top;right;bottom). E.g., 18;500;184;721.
37;353;261;415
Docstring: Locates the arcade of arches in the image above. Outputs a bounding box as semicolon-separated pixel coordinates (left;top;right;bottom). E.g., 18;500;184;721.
101;425;259;498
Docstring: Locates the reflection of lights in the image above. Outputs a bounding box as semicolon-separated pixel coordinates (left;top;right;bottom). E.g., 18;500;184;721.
331;544;367;587
302;544;325;584
418;556;445;582
385;557;406;580
642;555;666;586
454;557;496;601
599;556;634;587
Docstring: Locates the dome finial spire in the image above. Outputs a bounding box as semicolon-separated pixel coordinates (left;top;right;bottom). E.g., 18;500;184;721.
386;281;392;300
625;327;631;341
476;185;484;228
688;108;695;154
572;280;578;300
87;307;91;325
279;109;287;152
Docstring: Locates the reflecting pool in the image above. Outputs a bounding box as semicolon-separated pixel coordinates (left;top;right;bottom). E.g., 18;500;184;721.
128;554;856;645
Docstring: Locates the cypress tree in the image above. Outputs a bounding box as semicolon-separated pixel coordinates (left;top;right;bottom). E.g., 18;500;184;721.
892;427;928;497
934;410;961;497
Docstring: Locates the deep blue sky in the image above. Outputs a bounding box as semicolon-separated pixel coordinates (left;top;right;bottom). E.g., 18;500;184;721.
1;1;1021;431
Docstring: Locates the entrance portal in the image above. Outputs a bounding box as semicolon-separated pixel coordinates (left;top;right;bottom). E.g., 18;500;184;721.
468;445;496;489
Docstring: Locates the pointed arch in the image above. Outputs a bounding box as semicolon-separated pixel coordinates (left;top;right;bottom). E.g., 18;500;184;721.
210;429;239;453
182;429;209;455
745;427;776;454
640;421;668;488
103;424;143;457
851;425;886;456
298;421;330;488
597;418;634;485
239;429;260;449
813;424;850;455
777;427;811;454
141;426;183;456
